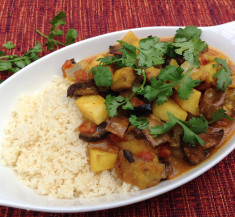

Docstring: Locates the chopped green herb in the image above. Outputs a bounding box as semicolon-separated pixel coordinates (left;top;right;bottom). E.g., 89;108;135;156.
213;58;232;91
91;66;113;87
3;41;15;49
129;115;149;130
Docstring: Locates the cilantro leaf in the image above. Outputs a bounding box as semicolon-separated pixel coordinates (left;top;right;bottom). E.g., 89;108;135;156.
0;62;12;71
105;95;125;117
150;112;206;146
91;66;113;87
36;11;77;50
65;28;78;45
0;43;42;72
209;108;234;124
177;68;201;99
173;26;208;67
137;37;166;68
0;51;5;56
3;41;15;49
150;116;176;137
213;58;232;91
158;65;184;82
129;115;149;130
174;37;208;67
188;115;208;134
122;100;134;110
175;25;202;40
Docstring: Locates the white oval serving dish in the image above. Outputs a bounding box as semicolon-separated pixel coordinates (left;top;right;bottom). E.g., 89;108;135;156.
0;22;235;213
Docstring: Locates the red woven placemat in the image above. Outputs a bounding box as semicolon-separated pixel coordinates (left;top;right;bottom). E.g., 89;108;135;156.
0;0;234;216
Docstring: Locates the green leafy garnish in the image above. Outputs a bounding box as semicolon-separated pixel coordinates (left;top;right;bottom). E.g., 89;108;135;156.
129;115;149;130
208;108;234;124
105;95;134;117
0;51;5;56
91;66;113;87
150;112;206;146
213;58;232;91
0;43;43;73
3;41;15;49
36;11;78;50
140;65;201;104
173;26;208;67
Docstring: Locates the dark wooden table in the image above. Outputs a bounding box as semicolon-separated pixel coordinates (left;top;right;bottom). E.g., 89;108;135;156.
0;0;234;216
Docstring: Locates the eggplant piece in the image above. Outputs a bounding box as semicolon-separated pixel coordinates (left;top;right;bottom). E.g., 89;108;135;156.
79;122;109;142
142;115;171;147
200;88;225;120
133;128;146;139
67;80;98;97
105;117;129;138
181;142;206;165
123;150;134;163
199;127;224;149
128;104;152;117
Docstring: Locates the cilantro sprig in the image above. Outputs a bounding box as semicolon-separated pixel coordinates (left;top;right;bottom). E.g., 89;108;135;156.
139;65;201;104
36;11;78;50
0;43;43;74
173;25;208;67
129;109;233;147
213;58;232;91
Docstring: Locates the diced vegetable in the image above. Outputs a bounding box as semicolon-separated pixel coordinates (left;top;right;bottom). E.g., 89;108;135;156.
105;117;129;138
76;95;109;125
88;142;118;172
173;89;201;115
111;67;135;91
152;98;187;121
145;67;161;81
121;31;139;46
89;54;105;69
78;121;97;134
169;59;179;67
115;150;165;189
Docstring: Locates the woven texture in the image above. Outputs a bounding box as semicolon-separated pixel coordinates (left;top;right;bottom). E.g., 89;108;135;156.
0;0;235;216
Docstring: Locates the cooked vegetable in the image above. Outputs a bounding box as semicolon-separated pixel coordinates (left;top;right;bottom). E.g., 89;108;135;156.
105;117;129;138
76;95;109;125
62;26;235;190
173;88;201;115
111;67;135;91
152;98;188;122
79;122;109;142
67;80;98;96
88;141;118;172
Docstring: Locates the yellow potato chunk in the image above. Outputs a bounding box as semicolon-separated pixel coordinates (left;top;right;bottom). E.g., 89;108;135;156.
146;67;161;81
173;89;201;115
76;95;109;125
111;67;135;91
89;149;118;172
153;98;187;121
121;31;139;45
169;59;179;67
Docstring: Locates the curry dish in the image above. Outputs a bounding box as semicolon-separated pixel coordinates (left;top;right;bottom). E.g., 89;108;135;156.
62;26;235;189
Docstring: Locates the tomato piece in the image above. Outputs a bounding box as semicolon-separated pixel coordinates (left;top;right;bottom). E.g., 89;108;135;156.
139;150;154;161
62;60;73;77
74;69;89;83
158;146;171;159
130;97;145;107
200;56;209;65
78;121;97;134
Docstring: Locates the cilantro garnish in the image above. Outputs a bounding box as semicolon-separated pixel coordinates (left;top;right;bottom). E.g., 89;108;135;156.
173;26;208;67
129;115;149;130
36;11;78;50
3;41;15;49
91;66;113;87
139;65;201;104
0;43;43;73
213;58;232;91
129;108;234;147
